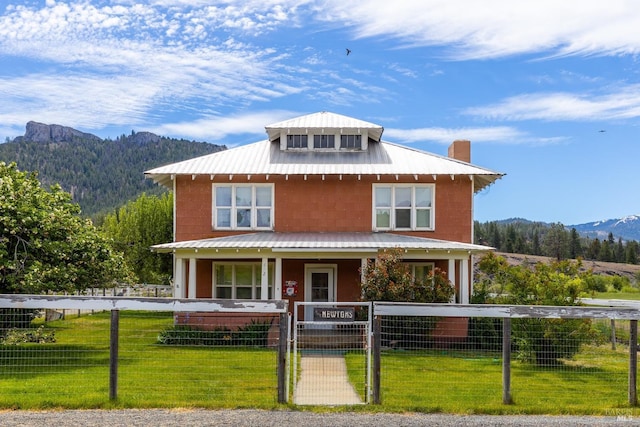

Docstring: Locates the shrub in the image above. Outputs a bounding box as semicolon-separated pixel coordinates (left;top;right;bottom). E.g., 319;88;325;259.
361;248;454;348
157;319;272;347
475;252;594;366
360;248;454;303
1;325;56;345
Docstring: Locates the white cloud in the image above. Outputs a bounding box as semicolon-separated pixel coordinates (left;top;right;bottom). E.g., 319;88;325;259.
150;110;299;141
315;0;640;59
385;126;530;144
465;85;640;121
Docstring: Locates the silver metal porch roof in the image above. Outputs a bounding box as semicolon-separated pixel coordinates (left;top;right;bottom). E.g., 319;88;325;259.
151;232;493;253
145;139;503;191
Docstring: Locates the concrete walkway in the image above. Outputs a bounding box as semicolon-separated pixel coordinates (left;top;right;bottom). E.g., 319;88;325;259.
293;354;364;405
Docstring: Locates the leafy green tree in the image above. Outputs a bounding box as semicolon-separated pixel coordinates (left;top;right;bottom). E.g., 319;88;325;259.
475;252;593;366
101;193;173;285
543;222;569;261
0;162;133;294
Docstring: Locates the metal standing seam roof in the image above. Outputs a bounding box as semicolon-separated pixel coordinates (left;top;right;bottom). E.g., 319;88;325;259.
265;111;384;142
145;139;504;191
150;232;494;253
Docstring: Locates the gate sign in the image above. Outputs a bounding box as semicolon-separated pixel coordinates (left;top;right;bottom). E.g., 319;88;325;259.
313;307;355;322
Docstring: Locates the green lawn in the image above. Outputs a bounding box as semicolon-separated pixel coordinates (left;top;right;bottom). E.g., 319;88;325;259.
0;311;280;409
2;311;639;414
345;344;635;415
592;291;640;300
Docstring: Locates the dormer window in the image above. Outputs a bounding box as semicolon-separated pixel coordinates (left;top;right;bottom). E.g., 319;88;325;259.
267;112;383;152
340;135;361;149
314;135;335;149
287;134;308;148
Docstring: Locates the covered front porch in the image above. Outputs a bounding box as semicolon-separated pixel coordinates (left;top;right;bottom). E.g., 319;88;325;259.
152;232;493;310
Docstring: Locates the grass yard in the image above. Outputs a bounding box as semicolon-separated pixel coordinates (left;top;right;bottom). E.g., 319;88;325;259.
0;311;280;409
2;310;640;414
347;345;634;415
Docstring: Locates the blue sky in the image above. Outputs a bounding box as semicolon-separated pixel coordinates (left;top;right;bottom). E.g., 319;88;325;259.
1;1;639;225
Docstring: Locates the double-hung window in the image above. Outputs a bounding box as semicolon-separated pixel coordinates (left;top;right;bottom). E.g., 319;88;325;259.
214;262;273;299
213;184;273;230
411;263;434;282
373;184;434;230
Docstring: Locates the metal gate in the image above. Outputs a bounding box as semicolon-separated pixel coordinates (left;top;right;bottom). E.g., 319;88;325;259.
291;301;372;405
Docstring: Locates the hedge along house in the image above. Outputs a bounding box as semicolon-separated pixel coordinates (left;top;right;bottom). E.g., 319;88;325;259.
145;112;504;331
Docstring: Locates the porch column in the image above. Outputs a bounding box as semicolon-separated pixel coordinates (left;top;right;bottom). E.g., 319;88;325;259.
187;258;196;299
274;257;282;300
360;258;368;281
174;258;185;299
260;256;269;300
460;258;470;304
448;259;456;303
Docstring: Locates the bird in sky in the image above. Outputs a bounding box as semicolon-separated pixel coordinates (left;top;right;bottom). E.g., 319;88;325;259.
346;48;351;56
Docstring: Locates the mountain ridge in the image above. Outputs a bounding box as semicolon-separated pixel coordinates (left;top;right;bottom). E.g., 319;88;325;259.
0;121;226;217
495;216;640;243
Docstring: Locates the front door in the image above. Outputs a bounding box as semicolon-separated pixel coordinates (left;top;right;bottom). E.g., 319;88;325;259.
304;266;336;321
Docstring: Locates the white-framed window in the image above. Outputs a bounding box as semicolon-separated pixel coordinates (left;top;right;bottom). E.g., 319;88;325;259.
373;184;434;230
410;263;435;282
340;134;361;149
287;134;308;148
213;262;274;299
280;130;367;152
314;134;335;148
213;184;273;230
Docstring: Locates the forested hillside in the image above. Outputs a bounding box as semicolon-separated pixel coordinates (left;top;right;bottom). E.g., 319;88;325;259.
475;219;640;266
0;122;225;218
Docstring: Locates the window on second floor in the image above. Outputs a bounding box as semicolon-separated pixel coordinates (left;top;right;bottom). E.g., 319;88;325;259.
373;184;434;231
213;184;274;230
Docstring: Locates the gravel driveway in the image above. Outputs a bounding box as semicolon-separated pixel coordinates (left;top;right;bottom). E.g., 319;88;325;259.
1;409;637;426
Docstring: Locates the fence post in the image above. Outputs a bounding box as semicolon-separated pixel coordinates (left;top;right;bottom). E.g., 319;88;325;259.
630;320;638;406
372;315;381;404
277;312;288;404
109;309;120;401
502;317;512;405
611;319;617;351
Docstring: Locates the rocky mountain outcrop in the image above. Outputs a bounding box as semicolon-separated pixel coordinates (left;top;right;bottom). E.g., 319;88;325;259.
0;121;225;216
15;121;103;144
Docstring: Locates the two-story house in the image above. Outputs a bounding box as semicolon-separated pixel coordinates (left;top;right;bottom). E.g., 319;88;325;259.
145;112;503;324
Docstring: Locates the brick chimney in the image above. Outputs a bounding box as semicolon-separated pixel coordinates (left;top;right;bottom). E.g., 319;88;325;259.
448;140;470;163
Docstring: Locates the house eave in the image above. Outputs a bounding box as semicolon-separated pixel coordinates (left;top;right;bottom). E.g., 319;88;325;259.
151;232;494;256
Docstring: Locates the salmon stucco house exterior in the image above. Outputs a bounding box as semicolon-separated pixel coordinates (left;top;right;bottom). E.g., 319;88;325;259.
145;112;504;321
